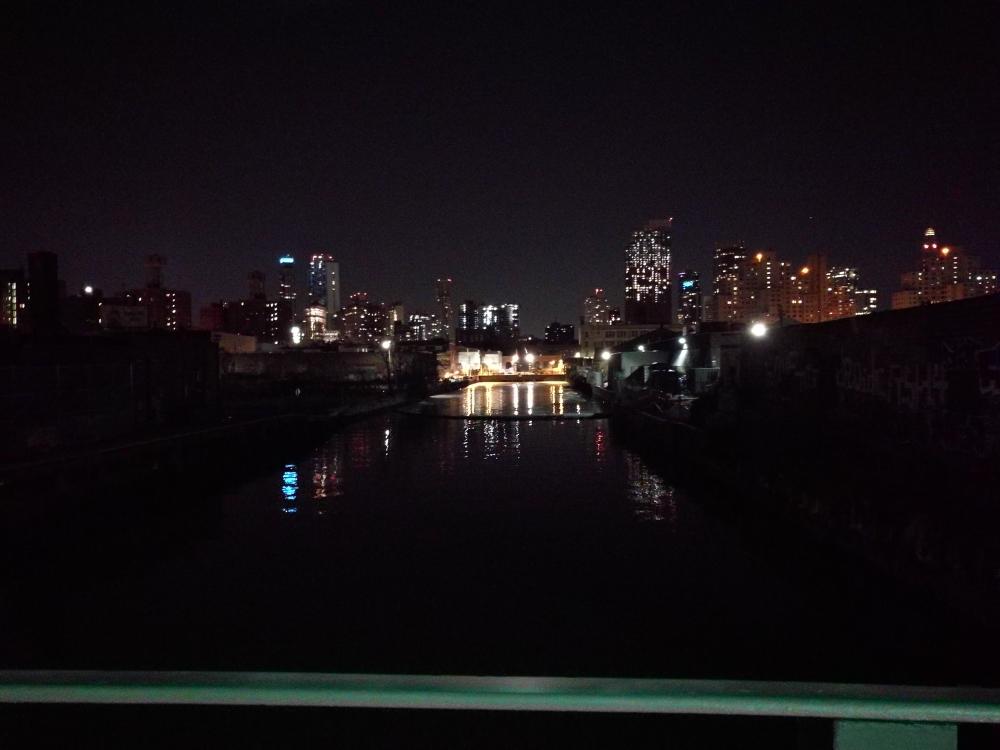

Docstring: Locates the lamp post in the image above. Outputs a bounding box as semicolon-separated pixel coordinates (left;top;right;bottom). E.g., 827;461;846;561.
381;339;393;391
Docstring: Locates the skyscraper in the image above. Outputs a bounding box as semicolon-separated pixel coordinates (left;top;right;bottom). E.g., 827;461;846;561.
458;299;478;333
825;266;860;319
0;269;26;329
308;253;334;305
583;288;612;325
326;260;341;313
675;270;702;331
248;271;266;300
624;219;672;325
707;244;746;323
27;251;60;333
891;227;995;309
278;255;296;303
436;277;454;343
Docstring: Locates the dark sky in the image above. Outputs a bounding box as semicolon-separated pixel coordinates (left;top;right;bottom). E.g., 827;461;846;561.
2;2;998;334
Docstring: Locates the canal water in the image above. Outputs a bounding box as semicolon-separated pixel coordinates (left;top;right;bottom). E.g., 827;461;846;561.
0;382;991;682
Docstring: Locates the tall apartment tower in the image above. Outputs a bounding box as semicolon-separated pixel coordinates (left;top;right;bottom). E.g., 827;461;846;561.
278;255;296;303
248;271;266;301
583;288;612;325
308;253;334;304
436;277;455;342
675;269;702;331
326;260;341;313
707;244;747;323
624;219;672;325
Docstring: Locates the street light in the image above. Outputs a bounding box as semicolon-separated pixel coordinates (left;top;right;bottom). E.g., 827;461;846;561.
381;339;393;390
574;351;582;358
749;322;768;338
637;344;646;352
525;352;536;365
678;337;686;346
600;350;612;361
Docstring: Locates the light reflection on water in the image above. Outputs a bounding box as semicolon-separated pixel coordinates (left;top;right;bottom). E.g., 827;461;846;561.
626;453;678;525
278;384;674;528
452;381;577;418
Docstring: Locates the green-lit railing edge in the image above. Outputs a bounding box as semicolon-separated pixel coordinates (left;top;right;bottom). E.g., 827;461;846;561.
2;672;999;723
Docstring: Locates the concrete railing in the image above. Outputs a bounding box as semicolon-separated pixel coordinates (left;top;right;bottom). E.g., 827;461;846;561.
2;672;998;748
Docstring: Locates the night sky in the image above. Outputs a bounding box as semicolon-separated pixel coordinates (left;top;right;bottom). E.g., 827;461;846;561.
2;2;997;334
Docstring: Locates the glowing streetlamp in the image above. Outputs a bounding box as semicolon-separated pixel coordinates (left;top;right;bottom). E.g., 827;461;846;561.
290;325;303;345
600;350;612;361
749;322;768;338
525;352;536;367
83;285;94;295
574;351;582;358
637;344;646;352
381;339;393;389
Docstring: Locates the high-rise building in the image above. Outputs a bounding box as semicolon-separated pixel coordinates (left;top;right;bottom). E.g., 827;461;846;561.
707;244;747;322
339;292;388;347
436;278;455;342
326;260;341;313
624;219;672;325
825;266;860;319
27;251;60;333
544;321;576;344
405;312;444;341
854;288;878;315
500;303;519;332
304;304;327;340
308;253;334;304
891;227;996;309
248;271;266;300
278;255;296;303
583;288;612;326
0;269;26;329
118;255;192;331
458;299;478;332
675;270;702;332
456;300;519;349
388;302;406;338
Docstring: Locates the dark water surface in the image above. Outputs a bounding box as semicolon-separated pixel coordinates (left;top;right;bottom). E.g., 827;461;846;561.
0;383;993;683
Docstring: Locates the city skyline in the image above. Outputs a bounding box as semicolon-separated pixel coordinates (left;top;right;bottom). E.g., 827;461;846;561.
2;4;997;336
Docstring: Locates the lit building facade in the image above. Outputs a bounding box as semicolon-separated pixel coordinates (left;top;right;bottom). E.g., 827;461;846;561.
456;300;519;350
583;288;612;325
278;255;296;304
675;269;702;331
436;277;455;343
544;321;576;345
825;266;860;319
624;219;672;325
405;312;445;341
339;292;388;348
117;255;192;331
304;304;328;340
706;244;747;323
579;322;663;359
0;269;26;329
891;227;997;310
308;253;334;304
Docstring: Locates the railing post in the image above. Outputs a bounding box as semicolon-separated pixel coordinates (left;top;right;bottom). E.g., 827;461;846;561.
834;720;956;750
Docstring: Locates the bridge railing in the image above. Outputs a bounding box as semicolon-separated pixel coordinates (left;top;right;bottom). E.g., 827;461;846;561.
2;671;998;748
